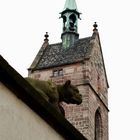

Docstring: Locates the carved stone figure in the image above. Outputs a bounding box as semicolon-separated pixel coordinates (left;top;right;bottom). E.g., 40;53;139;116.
25;78;82;116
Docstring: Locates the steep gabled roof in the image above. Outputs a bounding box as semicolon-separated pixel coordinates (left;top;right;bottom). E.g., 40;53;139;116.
29;37;92;70
0;55;87;140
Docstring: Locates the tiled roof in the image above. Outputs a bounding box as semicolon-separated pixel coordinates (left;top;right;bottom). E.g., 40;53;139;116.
30;36;95;70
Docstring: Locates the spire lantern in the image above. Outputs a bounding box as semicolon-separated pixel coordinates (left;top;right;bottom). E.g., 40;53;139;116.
60;0;81;48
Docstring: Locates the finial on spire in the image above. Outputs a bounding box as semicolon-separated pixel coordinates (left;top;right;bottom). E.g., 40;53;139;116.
93;22;98;32
44;32;49;42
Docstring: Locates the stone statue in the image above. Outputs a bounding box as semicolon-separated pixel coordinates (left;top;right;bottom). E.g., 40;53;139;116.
25;78;82;116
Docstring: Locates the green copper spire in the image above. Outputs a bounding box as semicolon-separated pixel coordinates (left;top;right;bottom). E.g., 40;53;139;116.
63;0;78;11
60;0;81;48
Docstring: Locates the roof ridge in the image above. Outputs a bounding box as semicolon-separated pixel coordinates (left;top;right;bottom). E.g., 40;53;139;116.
79;36;91;40
49;37;91;46
49;42;62;46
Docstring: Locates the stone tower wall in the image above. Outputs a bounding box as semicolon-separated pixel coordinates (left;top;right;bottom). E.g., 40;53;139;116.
29;60;108;140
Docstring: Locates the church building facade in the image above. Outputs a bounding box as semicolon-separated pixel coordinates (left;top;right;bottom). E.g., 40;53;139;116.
28;0;109;140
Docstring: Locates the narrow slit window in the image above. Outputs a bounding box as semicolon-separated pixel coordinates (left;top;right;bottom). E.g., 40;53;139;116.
95;109;103;140
59;69;63;76
53;70;58;77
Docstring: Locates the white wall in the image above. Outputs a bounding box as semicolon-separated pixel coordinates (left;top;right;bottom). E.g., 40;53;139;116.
0;82;65;140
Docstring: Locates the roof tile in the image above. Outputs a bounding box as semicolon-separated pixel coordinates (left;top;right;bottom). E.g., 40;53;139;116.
33;37;93;70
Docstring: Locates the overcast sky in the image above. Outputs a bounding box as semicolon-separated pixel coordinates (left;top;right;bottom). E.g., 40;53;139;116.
0;0;140;139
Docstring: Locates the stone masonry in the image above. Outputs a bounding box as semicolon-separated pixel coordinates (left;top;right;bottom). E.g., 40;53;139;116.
29;33;109;140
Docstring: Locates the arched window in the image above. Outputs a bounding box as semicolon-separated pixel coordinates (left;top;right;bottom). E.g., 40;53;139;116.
69;14;76;31
95;109;103;140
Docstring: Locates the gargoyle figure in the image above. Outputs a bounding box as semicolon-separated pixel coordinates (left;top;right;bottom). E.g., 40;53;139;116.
25;78;82;116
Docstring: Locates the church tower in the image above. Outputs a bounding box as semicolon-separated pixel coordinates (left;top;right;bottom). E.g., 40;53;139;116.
28;0;109;140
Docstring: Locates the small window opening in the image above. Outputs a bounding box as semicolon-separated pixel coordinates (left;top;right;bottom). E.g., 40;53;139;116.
95;109;103;140
59;69;63;76
53;69;63;77
63;16;67;31
69;14;76;31
53;70;58;77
